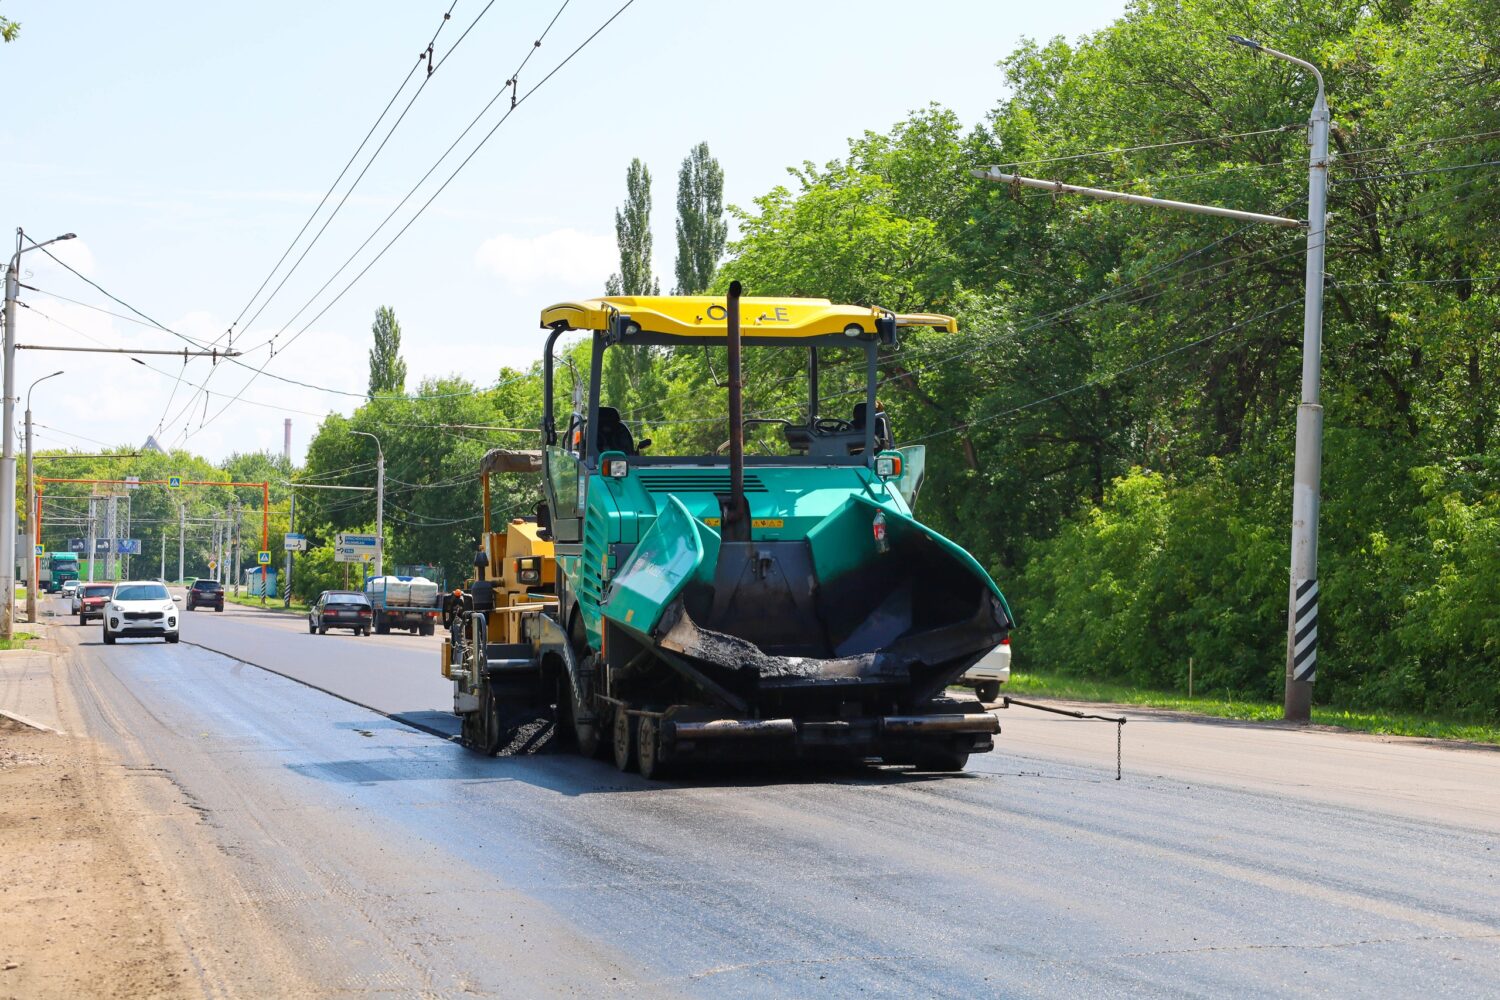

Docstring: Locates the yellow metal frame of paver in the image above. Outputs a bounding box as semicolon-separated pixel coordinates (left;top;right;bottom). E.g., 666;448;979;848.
541;295;957;339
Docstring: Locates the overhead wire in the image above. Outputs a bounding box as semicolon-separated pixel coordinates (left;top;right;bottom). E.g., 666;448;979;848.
988;124;1306;169
18;305;335;419
235;0;499;350
23;237;214;352
236;0;581;359
189;0;631;442
908;298;1304;444
224;1;465;344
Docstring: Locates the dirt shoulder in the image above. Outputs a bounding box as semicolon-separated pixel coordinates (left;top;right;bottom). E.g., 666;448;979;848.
0;715;192;999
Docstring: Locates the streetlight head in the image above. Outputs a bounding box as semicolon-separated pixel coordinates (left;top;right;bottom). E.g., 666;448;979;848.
1227;34;1263;51
58;233;76;241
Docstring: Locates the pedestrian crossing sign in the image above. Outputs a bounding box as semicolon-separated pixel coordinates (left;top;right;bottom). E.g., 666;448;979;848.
257;550;272;565
168;476;183;490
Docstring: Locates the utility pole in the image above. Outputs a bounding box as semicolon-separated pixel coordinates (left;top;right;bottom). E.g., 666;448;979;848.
1226;36;1329;723
231;501;241;595
23;412;31;619
2;229;77;638
350;431;385;579
23;371;62;621
104;495;116;581
86;497;97;582
177;502;185;584
973;36;1329;723
123;493;132;580
284;492;294;608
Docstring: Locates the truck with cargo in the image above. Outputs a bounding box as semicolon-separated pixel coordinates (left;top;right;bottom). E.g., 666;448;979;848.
364;575;441;635
41;552;81;593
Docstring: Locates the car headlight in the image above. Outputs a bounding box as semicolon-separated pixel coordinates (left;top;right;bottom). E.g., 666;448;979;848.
168;617;177;628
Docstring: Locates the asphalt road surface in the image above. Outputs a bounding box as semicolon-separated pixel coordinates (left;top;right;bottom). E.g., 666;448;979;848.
174;592;460;737
42;595;1500;997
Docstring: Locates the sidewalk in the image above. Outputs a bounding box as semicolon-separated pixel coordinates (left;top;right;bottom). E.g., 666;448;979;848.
0;618;61;733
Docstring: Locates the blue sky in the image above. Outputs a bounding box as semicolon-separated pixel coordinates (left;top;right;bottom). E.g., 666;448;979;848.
5;0;1124;461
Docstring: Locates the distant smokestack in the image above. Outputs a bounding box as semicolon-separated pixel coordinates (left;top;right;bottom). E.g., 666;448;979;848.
283;419;292;463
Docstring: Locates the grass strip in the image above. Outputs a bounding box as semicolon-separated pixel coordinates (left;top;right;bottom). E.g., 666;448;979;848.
222;592;311;615
1004;672;1500;746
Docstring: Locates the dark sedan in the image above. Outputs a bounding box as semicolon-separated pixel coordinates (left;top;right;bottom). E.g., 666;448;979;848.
308;591;373;636
186;578;225;611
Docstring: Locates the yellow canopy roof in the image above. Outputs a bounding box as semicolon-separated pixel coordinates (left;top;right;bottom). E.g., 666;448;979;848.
539;295;957;338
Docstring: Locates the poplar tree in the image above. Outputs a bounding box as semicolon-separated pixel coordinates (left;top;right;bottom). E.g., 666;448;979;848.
367;306;407;398
607;158;659;296
673;142;727;294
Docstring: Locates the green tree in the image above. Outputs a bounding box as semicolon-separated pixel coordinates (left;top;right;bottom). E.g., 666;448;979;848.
367;306;407;398
673;142;727;294
1;2;18;43
608;158;659;296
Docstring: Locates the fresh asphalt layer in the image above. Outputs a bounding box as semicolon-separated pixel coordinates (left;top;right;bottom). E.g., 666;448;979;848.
148;591;459;738
44;596;1500;997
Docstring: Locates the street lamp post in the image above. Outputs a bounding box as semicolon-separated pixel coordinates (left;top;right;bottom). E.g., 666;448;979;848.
23;369;65;623
1230;35;1328;722
3;228;76;638
350;431;384;579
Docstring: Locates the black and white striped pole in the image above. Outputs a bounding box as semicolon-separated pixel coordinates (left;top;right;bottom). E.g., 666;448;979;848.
1230;35;1329;722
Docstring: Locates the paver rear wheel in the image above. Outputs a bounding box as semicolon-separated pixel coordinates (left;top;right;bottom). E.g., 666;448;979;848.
636;716;663;780
612;707;634;772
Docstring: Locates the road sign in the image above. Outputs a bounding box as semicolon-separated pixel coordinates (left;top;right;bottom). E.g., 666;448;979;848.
116;538;142;555
125;475;141;490
208;559;217;571
283;533;307;552
167;475;183;490
34;544;43;556
257;550;272;566
67;538;85;553
94;539;110;555
335;533;379;564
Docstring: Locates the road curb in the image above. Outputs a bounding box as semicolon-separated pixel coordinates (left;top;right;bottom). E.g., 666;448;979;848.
0;708;61;734
178;638;459;743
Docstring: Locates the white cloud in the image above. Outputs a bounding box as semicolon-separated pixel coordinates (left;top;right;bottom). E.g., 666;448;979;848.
474;228;616;287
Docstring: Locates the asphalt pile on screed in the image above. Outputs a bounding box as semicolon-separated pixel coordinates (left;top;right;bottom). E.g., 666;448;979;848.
497;708;562;755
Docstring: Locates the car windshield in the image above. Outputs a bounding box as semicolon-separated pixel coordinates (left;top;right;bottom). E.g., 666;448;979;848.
83;586;113;598
115;584;169;601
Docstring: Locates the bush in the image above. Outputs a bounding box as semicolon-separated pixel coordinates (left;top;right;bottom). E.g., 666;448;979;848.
1016;465;1287;699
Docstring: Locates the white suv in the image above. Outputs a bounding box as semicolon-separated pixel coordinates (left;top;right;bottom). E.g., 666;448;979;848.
960;637;1012;702
102;581;183;645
